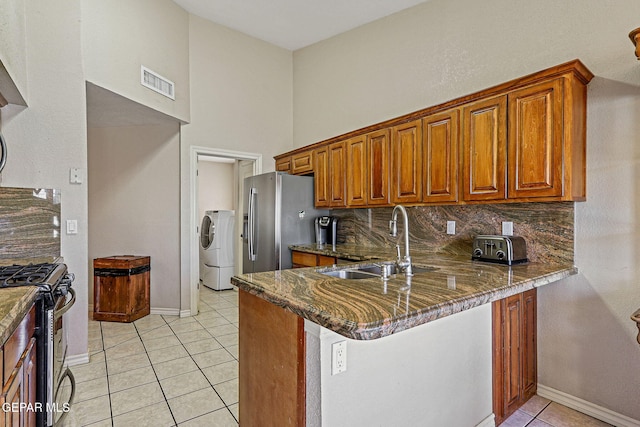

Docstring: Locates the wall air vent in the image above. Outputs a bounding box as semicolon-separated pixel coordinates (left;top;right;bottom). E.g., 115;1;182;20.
141;66;175;100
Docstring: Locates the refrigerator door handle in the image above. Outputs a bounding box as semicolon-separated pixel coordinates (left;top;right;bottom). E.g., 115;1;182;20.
248;187;257;261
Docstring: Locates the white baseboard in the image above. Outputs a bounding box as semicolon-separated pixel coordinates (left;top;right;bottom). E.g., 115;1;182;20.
65;353;89;367
150;307;181;316
475;413;496;427
179;309;192;318
538;384;640;427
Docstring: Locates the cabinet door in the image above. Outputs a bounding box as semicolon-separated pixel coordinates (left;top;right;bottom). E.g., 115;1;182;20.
462;96;507;201
291;150;314;175
328;141;346;207
508;79;563;199
422;109;459;203
275;156;291;173
392;120;422;203
367;129;391;205
314;146;329;207
346;135;367;207
492;289;538;426
1;363;23;427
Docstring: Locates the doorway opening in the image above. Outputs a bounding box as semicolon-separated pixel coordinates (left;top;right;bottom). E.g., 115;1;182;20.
187;146;261;316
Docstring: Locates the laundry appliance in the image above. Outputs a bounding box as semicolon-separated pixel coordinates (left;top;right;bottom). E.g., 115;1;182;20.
199;210;235;290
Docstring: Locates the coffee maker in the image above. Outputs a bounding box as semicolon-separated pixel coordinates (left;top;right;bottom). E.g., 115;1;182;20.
315;216;338;245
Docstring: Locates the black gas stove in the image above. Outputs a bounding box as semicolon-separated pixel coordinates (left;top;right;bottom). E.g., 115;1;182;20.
0;262;76;426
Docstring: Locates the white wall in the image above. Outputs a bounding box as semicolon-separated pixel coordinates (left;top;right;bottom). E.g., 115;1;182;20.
293;0;640;420
306;304;493;427
197;160;235;222
0;0;88;358
81;0;190;123
180;15;293;311
88;124;180;311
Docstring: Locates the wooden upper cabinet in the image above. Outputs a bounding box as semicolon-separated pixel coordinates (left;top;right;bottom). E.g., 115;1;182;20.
462;96;507;202
314;146;329;207
422;109;459;203
367;129;391;205
328;141;347;207
275;156;291;173
291;150;314;175
392;120;422;204
346;135;367;207
508;79;563;199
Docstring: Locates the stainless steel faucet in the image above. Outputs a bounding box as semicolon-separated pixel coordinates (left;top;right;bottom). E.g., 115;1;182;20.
389;205;413;276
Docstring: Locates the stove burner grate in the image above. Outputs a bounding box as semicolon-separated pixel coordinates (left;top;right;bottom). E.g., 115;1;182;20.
0;263;60;289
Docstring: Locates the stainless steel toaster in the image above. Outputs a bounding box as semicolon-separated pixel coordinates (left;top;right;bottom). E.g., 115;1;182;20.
472;235;528;265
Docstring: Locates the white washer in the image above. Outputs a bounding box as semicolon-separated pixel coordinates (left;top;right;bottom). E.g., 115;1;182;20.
199;210;235;290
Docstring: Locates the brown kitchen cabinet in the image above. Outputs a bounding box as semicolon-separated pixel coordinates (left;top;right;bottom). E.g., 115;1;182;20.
462;95;508;202
292;250;336;268
346;135;367;207
422;109;459;203
315;142;347;208
93;255;150;323
391;119;423;204
275;156;291;173
492;289;537;425
291;150;314;175
366;129;391;205
275;60;592;209
1;304;37;427
507;78;564;199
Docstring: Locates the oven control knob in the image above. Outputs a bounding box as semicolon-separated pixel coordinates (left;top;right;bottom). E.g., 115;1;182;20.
473;248;483;258
496;250;506;260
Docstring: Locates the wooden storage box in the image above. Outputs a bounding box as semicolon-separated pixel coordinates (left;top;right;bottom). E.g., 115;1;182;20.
93;255;150;322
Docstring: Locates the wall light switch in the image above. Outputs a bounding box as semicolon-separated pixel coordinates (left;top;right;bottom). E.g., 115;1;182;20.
446;221;456;235
66;219;78;235
502;221;514;236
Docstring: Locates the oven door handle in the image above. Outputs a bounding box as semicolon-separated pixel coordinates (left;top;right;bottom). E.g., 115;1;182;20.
55;287;76;321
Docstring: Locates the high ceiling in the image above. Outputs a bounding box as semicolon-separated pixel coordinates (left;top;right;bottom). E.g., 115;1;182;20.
172;0;430;51
88;0;431;127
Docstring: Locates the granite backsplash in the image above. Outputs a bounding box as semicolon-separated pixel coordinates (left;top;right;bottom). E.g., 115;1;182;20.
330;202;574;264
0;187;61;259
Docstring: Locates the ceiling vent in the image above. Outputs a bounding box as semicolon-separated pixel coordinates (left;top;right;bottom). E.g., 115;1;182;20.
141;66;175;100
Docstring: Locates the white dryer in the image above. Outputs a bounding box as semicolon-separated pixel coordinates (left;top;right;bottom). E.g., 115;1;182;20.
199;210;235;290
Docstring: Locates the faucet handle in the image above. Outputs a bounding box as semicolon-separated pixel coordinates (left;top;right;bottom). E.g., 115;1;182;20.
396;244;401;260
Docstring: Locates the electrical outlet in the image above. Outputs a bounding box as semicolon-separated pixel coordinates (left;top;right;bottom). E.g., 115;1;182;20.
332;340;347;375
502;221;514;236
446;221;456;235
69;168;83;184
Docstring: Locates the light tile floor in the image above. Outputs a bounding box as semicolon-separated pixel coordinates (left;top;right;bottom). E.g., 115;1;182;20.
499;395;613;427
61;286;613;427
62;286;239;427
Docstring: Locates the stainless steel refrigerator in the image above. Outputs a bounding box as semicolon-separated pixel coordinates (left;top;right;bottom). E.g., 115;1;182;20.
242;172;328;273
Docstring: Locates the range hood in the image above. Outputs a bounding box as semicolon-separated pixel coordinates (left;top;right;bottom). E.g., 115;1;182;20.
0;60;26;107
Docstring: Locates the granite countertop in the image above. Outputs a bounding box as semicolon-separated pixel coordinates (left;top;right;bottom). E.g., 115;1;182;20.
0;286;39;345
232;245;577;340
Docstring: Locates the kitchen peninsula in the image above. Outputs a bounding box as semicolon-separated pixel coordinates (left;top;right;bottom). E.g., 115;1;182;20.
232;248;576;426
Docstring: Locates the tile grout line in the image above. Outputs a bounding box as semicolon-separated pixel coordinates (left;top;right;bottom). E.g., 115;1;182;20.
134;315;179;427
98;321;115;427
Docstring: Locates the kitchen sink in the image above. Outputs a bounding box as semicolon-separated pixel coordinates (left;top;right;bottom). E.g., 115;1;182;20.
320;263;437;280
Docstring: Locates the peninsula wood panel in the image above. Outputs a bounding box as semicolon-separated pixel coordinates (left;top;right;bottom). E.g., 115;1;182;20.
366;129;391;205
462;96;507;201
239;290;305;427
391;120;422;203
508;79;563;199
422;109;459;203
346;135;367;207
